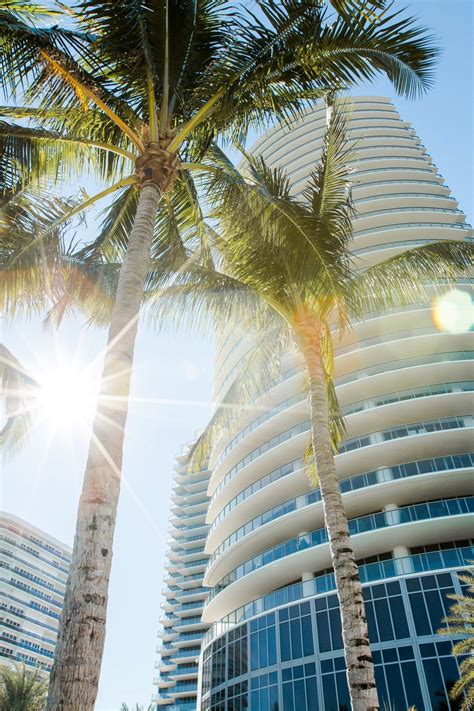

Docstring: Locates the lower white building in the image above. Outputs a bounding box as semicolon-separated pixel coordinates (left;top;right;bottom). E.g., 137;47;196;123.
0;512;71;673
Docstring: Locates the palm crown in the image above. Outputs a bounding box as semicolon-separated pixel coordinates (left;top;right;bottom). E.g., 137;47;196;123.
1;0;439;285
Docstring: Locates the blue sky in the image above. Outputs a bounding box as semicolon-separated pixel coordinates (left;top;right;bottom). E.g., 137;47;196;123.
1;1;472;708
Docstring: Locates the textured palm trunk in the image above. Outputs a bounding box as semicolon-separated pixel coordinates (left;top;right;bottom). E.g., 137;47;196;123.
300;333;379;711
46;182;161;711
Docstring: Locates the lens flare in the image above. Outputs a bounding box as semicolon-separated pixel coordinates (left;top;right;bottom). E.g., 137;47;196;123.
432;289;473;333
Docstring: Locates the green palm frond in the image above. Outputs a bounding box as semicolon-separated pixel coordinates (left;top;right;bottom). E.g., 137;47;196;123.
0;119;132;189
0;344;40;457
0;664;47;711
0;189;89;319
350;240;474;318
302;5;439;100
439;571;474;710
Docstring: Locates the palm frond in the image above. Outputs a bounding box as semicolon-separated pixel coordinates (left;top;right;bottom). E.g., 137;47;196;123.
350;240;474;318
439;570;474;710
0;664;47;711
0;344;40;457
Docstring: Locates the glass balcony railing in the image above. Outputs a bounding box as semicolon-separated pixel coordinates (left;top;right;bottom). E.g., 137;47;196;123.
286;151;431;184
336;350;474;387
171;665;198;677
180;558;208;570
353;221;471;240
355;191;456;205
214;391;307;470
206;452;474;572
354;237;470;257
203;546;474;647
352;178;450;193
343;380;474;416
206;497;473;604
353;205;463;221
175;587;208;599
212;411;472;516
171;648;202;659
172;616;203;628
339;414;473;454
175;573;203;584
335;325;437;356
171;533;208;545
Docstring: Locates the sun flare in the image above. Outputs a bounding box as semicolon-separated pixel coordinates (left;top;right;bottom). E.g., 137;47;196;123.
37;363;97;430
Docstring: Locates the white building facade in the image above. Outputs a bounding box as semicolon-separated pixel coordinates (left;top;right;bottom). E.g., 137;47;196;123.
154;449;212;710
198;97;473;710
0;512;71;673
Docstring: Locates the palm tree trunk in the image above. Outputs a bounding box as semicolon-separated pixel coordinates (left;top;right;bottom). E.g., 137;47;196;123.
301;336;379;711
46;182;161;711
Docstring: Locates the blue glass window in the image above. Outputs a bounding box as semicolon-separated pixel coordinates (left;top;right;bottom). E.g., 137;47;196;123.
279;603;314;662
250;614;276;671
282;663;318;711
251;672;278;711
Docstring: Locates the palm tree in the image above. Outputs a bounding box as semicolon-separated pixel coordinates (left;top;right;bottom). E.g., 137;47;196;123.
439;571;474;710
0;1;440;707
147;112;473;710
0;665;47;711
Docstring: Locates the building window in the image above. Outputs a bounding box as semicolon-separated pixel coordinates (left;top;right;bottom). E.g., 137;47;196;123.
420;640;464;710
320;656;350;711
228;624;248;680
279;601;314;662
373;646;424;710
210;687;225;711
228;680;248;711
250;614;277;671
251;671;279;710
314;594;343;653
282;663;318;711
406;573;456;637
363;580;409;642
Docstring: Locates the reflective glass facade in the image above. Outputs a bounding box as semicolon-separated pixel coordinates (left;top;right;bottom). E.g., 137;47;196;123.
201;570;468;710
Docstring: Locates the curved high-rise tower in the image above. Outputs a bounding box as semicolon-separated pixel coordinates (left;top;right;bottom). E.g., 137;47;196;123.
154;447;211;710
198;97;473;710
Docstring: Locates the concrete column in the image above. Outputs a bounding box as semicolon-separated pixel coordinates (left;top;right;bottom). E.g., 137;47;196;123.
302;571;315;597
383;503;401;525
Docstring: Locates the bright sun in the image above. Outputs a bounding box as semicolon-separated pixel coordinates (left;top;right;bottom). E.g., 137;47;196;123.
37;364;97;429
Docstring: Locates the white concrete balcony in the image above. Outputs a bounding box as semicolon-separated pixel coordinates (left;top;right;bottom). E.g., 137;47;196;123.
354;192;458;213
343;390;473;440
209;365;302;472
207;428;309;524
334;330;473;382
352;177;450;201
352;206;466;234
202;499;473;622
336;421;473;481
209;399;307;497
204;466;473;586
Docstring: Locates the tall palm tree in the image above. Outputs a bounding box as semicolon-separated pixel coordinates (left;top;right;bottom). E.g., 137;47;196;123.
439;571;474;710
0;665;47;711
0;1;440;707
147;112;473;710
